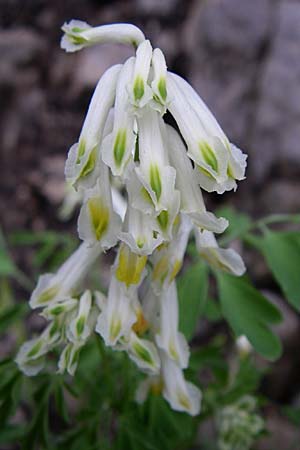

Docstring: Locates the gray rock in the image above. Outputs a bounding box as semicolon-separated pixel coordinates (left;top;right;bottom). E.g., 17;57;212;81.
252;1;300;181
135;0;179;16
184;0;274;144
260;180;300;214
72;44;133;93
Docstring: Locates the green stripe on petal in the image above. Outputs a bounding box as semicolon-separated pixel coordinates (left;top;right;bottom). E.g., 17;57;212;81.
157;210;169;231
79;146;97;178
38;285;59;304
199;141;218;172
149;164;162;201
76;316;85;335
132;342;153;365
110;318;121;341
133;75;144;101
113;129;127;167
158;77;167;101
27;341;43;358
88;197;109;241
76;139;86;164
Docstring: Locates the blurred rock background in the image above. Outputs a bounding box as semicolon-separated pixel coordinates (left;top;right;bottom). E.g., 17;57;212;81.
1;0;300;448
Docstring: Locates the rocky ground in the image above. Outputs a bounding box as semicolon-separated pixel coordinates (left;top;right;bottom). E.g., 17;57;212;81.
1;0;300;448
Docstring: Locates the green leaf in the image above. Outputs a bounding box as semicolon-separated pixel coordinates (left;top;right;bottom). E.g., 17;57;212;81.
178;261;208;340
256;231;300;310
203;298;222;321
216;273;282;360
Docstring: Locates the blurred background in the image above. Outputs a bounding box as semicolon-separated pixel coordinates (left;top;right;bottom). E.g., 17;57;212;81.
0;0;300;448
1;0;300;234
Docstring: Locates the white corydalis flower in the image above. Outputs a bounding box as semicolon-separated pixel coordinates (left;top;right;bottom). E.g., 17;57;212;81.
167;74;229;192
41;298;78;320
15;321;61;376
151;48;168;113
29;243;101;309
169;72;247;186
151;214;192;290
77;162;122;248
128;40;153;108
124;331;161;375
167;72;247;193
167;126;228;233
161;353;201;416
135;109;180;239
95;275;137;346
155;281;190;368
61;21;145;53
195;229;246;276
114;243;147;288
119;196;163;255
102;57;136;177
58;341;84;376
111;186;127;221
68;290;92;343
65;64;121;190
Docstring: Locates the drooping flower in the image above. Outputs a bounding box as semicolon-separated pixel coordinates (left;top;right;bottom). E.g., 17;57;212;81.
195;229;246;276
61;21;145;53
155;281;190;368
65;64;121;190
29;243;101;309
17;20;248;418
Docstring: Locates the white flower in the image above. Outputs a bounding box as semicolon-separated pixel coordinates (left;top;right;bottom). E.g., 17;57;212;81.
41;298;78;320
136;109;175;211
68;290;92;343
29;243;101;309
114;243;147;287
111;186;127;221
167;126;228;233
135;109;180;240
58;341;84;376
65;64;121;190
155;281;190;368
128;40;153;108
195;229;246;276
125;331;161;375
102;57;137;177
77;163;122;248
151;48;168;113
95;275;137;346
15;321;61;376
161;353;201;416
61;21;145;53
167;72;247;193
119;201;163;256
151;214;192;290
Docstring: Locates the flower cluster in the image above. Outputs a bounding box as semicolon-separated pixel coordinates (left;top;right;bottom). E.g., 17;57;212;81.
16;21;247;416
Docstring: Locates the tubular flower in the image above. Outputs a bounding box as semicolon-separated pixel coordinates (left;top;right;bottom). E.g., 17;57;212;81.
17;21;248;417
